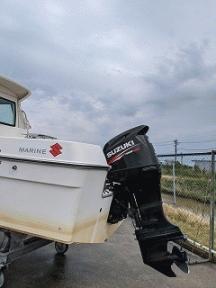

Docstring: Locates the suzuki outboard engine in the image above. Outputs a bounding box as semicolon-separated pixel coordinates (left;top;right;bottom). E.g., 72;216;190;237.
104;125;188;277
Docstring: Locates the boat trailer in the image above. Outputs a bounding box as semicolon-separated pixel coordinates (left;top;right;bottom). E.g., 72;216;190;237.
0;231;68;287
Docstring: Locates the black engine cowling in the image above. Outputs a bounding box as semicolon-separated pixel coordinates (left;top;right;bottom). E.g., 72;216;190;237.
103;125;188;277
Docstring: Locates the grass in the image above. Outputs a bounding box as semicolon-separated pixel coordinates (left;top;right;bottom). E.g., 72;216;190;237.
162;163;209;178
161;163;213;203
161;163;216;250
163;203;212;247
161;176;210;202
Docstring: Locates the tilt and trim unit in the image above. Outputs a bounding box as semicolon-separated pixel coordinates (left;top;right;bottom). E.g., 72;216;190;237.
104;125;188;277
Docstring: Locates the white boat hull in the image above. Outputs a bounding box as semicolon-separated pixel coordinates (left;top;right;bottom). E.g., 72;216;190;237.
0;137;118;243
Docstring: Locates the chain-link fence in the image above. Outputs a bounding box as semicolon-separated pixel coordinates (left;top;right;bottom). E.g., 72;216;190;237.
158;151;216;260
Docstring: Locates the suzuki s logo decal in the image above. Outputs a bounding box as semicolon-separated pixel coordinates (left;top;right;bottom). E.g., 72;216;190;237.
49;143;62;157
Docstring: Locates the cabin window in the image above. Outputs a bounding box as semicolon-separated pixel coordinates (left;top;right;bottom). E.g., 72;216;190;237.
0;97;16;126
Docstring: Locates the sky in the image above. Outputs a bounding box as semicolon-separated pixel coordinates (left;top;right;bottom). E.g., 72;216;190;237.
0;0;216;154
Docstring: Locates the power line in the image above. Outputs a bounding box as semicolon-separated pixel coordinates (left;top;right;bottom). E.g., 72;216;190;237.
153;141;173;144
154;137;216;155
181;147;216;151
154;143;173;146
154;139;216;145
179;139;216;144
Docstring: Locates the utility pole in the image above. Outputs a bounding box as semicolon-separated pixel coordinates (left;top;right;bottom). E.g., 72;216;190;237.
174;139;178;162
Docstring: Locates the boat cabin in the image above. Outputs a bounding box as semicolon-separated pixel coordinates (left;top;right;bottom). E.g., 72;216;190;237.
0;76;30;137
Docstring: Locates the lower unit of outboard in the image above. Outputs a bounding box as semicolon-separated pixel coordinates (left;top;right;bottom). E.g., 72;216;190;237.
104;125;188;277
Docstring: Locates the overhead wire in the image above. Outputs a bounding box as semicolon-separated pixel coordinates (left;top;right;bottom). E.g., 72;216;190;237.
153;138;216;153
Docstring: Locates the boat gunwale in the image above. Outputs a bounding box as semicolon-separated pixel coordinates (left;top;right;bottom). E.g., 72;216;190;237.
0;155;109;170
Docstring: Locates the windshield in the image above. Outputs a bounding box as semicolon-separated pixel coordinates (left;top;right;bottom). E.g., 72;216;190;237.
0;97;16;126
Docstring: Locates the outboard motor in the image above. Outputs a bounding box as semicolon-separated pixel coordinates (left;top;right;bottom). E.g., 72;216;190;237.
104;125;188;277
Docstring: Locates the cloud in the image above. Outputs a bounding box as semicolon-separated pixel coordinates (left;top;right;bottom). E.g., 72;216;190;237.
22;41;216;149
0;0;216;152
